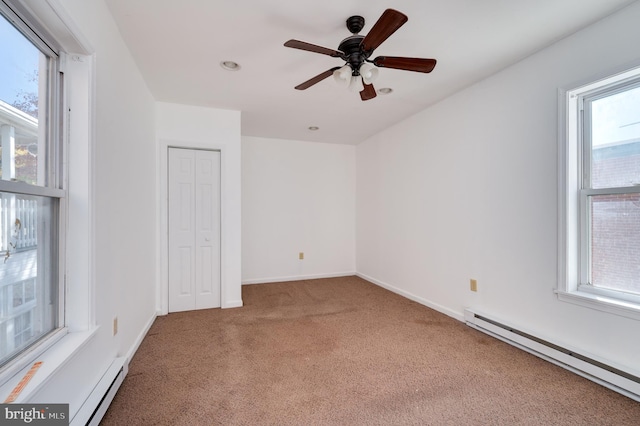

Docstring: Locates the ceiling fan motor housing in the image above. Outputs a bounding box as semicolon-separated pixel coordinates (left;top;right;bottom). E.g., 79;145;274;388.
340;16;370;75
338;34;369;75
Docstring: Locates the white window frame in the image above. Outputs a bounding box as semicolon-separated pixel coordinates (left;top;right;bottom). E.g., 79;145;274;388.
558;64;640;321
0;0;96;397
0;0;67;372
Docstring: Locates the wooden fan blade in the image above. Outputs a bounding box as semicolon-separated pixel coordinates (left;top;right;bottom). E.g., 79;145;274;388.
360;9;408;53
360;83;377;101
372;56;437;73
284;40;343;58
295;67;341;90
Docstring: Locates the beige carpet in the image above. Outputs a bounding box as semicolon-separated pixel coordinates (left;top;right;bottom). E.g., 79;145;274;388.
101;276;640;425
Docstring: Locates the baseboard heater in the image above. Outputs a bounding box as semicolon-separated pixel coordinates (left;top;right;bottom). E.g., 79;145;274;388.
70;357;128;426
464;309;640;402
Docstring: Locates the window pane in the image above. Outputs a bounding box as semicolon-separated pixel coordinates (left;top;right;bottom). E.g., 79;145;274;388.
0;192;58;365
590;86;640;189
589;193;640;295
0;14;47;186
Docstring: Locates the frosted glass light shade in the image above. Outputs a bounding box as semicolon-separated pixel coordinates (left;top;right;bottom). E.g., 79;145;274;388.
359;63;379;85
348;75;364;92
333;65;351;87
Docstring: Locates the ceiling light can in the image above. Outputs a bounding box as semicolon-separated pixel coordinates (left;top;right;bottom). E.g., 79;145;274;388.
220;61;240;71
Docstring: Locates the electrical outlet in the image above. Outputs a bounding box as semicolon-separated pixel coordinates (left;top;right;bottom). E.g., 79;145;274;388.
299;252;304;260
470;279;478;292
113;317;118;336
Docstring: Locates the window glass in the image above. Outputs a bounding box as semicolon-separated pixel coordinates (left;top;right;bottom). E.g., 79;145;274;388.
0;193;58;365
589;193;640;294
590;85;640;189
0;15;46;186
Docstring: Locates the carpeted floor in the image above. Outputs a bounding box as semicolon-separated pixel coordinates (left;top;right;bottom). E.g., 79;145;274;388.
100;276;640;425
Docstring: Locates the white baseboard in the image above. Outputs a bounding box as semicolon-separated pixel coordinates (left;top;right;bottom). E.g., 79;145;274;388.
465;308;640;402
242;271;356;285
222;299;243;309
71;356;127;426
356;272;465;322
74;313;157;425
125;313;156;363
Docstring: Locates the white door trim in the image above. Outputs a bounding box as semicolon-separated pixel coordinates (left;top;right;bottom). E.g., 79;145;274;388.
157;138;243;316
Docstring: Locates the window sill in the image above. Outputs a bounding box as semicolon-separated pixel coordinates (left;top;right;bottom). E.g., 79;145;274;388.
556;289;640;321
0;327;98;403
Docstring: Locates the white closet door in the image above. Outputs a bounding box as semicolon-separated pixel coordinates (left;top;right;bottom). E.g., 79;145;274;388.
168;148;221;312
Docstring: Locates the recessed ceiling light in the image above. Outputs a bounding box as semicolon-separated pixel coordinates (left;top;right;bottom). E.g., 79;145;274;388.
378;87;393;95
220;61;241;71
308;126;319;131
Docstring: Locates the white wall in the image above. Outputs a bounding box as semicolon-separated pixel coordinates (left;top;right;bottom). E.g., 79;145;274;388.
242;136;355;283
29;0;157;416
356;2;640;373
156;102;242;309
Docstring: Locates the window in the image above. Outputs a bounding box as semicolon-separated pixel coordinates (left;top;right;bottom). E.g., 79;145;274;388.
559;66;640;319
0;4;65;370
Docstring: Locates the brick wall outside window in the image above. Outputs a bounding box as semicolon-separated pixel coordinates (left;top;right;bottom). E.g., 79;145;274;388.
591;141;640;293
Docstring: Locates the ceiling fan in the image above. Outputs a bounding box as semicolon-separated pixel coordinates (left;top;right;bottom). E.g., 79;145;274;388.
284;9;437;101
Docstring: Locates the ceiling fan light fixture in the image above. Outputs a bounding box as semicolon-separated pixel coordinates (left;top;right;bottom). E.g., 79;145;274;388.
333;65;351;87
359;63;379;85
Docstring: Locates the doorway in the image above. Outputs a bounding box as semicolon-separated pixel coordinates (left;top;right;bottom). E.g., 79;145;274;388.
167;147;221;312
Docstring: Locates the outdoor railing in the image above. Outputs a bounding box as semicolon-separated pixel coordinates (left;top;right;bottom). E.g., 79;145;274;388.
0;195;37;253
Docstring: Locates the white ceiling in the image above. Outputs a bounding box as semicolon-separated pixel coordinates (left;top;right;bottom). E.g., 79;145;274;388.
104;0;637;145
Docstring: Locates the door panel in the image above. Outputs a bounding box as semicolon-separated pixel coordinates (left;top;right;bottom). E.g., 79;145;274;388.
168;148;220;312
178;247;192;295
195;150;221;309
